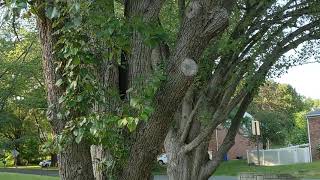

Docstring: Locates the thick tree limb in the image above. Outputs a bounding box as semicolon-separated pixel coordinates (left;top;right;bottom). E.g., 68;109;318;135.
180;94;203;143
121;2;233;179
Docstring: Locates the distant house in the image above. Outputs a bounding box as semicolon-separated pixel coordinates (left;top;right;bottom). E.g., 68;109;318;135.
306;110;320;161
208;125;257;160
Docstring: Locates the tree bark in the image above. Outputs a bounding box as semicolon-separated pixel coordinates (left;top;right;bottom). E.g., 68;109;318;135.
91;145;113;180
59;141;94;180
37;11;94;180
120;2;230;179
91;55;119;180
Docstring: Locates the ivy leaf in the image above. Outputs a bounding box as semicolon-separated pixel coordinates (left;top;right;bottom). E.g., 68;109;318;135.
75;135;82;144
55;79;63;87
90;127;97;135
130;98;139;108
73;17;82;27
46;6;60;19
119;117;128;126
70;80;78;89
58;96;65;104
127;122;136;132
75;3;80;12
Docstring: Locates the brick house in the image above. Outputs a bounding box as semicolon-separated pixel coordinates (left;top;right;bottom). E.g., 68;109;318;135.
208;125;257;160
306;110;320;161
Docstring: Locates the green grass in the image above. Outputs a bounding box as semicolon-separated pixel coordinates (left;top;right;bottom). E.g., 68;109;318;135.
215;160;320;178
0;164;58;170
0;173;59;180
5;166;58;170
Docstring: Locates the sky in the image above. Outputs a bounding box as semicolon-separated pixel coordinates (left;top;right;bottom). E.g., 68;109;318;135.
274;63;320;100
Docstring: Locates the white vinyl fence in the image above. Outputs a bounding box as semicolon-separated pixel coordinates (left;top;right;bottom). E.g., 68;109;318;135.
247;144;311;166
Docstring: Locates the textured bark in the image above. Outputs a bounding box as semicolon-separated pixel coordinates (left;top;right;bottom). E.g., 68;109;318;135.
165;88;194;180
165;130;189;180
37;10;94;180
91;145;113;180
91;56;119;180
121;2;230;179
165;89;254;180
58;141;94;180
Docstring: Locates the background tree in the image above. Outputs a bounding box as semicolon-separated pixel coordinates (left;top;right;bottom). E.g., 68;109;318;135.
0;20;51;165
248;81;320;147
248;81;305;148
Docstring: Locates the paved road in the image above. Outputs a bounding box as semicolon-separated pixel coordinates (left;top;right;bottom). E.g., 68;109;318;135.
0;168;318;180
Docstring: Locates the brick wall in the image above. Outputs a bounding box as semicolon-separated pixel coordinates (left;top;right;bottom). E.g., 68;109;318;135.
308;116;320;161
208;127;257;159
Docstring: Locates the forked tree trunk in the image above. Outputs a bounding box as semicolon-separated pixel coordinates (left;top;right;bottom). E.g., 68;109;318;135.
120;1;230;179
37;11;94;180
165;130;212;180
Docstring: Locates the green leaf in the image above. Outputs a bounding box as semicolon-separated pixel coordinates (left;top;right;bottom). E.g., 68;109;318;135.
127;122;136;132
75;135;82;144
46;6;60;19
119;117;128;126
73;129;79;136
70;80;78;89
90;127;97;135
73;17;82;27
57;112;63;120
130;98;139;108
55;79;63;87
75;3;80;11
79;118;87;126
58;96;66;104
77;95;83;102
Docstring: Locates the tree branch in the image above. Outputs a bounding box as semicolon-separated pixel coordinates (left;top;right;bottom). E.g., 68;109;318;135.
180;94;203;143
199;90;254;179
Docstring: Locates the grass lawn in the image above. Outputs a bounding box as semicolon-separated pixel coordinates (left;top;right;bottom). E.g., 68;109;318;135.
0;173;59;180
5;166;59;170
215;160;320;178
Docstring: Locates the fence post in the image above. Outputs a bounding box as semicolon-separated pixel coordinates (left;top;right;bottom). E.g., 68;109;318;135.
278;151;281;165
262;150;265;166
294;150;298;163
247;150;249;164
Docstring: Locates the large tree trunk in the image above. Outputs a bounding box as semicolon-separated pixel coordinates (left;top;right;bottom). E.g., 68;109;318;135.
120;2;230;179
165;130;191;180
37;11;94;180
59;141;94;180
164;89;210;180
